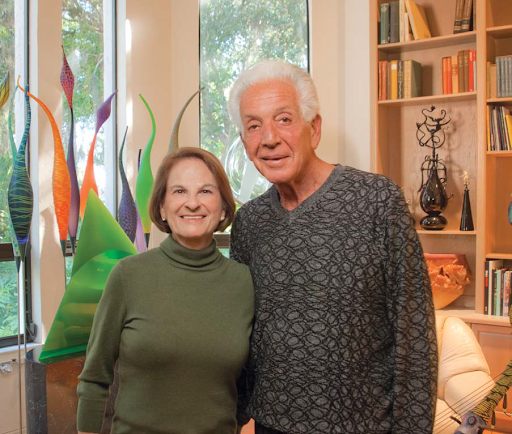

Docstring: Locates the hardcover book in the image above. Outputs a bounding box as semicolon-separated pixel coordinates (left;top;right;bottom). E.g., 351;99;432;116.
405;0;431;40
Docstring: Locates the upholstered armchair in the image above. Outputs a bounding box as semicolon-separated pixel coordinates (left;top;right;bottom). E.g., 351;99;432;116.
434;316;494;434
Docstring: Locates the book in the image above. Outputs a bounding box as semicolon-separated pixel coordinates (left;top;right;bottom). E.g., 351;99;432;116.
490;63;497;99
504;270;511;316
382;60;388;100
468;50;475;92
486;105;491;151
442;57;450;94
451;54;459;93
404;11;413;41
390;1;400;43
403;59;422;98
506;115;512;149
390;60;398;99
399;0;406;42
405;0;431;40
484;264;489;314
453;0;464;33
461;0;473;32
397;60;404;99
463;50;469;93
380;3;390;44
458;51;465;93
487;259;503;315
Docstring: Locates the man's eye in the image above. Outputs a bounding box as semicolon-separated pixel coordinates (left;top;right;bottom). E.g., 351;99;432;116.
247;124;259;130
279;117;291;123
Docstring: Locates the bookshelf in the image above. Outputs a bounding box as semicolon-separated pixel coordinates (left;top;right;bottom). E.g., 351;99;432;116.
371;0;512;315
371;0;512;422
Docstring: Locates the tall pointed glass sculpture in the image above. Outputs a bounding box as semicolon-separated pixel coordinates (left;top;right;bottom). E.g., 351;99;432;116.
18;77;71;255
135;94;156;246
0;72;9;107
118;127;137;242
459;170;474;231
8;85;33;262
168;88;202;154
80;90;117;219
134;149;147;253
39;192;138;363
61;47;80;253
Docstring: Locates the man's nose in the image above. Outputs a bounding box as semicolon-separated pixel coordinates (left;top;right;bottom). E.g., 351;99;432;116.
261;123;279;147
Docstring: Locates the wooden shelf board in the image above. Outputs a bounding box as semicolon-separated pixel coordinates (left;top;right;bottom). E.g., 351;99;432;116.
378;92;476;107
487;24;512;39
377;31;476;54
486;253;512;260
436;309;511;327
487;97;512;104
417;229;476;235
487;150;512;157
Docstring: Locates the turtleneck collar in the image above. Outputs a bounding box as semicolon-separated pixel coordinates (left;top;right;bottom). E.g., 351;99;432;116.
159;235;222;270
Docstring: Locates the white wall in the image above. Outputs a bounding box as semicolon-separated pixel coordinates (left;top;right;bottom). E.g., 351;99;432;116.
0;1;372;432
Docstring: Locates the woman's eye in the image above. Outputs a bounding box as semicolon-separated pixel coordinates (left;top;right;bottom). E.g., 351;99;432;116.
173;190;184;194
201;189;212;194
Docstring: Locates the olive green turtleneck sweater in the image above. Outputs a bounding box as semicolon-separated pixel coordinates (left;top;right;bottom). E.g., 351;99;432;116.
77;236;254;434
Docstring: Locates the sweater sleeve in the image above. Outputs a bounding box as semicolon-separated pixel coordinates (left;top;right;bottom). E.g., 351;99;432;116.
382;186;438;433
77;261;128;433
230;210;250;266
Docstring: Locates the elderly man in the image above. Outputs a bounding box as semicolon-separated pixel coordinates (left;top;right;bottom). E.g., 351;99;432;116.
228;60;438;434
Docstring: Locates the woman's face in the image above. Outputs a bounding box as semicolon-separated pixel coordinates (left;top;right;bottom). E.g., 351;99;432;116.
160;158;225;250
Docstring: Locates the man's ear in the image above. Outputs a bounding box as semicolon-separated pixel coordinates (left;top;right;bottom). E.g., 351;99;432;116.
240;132;254;161
310;114;322;150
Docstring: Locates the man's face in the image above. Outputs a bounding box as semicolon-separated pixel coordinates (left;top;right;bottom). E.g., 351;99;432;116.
239;79;321;186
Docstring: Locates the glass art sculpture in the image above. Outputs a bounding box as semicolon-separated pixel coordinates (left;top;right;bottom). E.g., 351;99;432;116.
7;85;33;263
134;149;147;253
135;94;156;245
61;47;80;253
18;77;71;255
39;192;138;363
0;72;9;107
7;84;21;268
459;170;474;231
118;127;137;242
168;88;202;154
79;90;117;219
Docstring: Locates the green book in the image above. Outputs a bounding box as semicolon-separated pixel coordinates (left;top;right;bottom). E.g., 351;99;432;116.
380;3;390;44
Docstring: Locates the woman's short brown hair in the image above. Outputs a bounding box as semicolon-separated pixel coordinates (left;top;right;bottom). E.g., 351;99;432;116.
149;147;236;234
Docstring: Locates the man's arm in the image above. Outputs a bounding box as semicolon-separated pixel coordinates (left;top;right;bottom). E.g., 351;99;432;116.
383;186;438;433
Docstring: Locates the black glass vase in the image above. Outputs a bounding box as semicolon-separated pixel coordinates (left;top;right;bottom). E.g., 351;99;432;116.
460;187;474;231
419;164;449;230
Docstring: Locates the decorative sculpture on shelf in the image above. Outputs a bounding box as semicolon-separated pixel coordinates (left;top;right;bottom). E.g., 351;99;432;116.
61;47;80;253
459;169;474;231
79;90;117;219
118;127;137;242
416;106;453;230
135;94;156;246
18;77;71;256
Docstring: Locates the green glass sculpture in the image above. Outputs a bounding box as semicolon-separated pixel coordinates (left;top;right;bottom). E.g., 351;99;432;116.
39;192;137;363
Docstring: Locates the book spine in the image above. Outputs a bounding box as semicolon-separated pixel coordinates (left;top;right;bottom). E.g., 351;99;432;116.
452;55;459;93
411;60;422;97
387;61;391;100
382;61;388;100
486;105;491;151
505;271;511;316
399;0;405;42
463;50;469;92
390;60;398;99
404;11;412;41
378;61;382;101
403;60;411;99
461;0;473;32
390;2;400;43
397;60;404;99
497;57;502;98
484;262;489;315
506;115;512;150
380;3;390;44
491;63;497;99
453;0;464;33
442;57;448;94
458;51;465;93
468;50;475;92
507;56;512;97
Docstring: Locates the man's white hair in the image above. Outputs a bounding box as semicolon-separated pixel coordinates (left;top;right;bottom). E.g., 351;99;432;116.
228;60;320;135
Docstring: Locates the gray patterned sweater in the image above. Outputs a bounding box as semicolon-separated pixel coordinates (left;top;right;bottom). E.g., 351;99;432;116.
230;165;438;434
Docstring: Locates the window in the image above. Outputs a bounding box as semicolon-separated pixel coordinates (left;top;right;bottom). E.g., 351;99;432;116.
0;0;30;348
62;0;116;280
199;0;309;205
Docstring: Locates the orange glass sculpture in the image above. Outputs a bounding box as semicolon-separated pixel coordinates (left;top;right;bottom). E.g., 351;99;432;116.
18;78;71;254
425;253;470;309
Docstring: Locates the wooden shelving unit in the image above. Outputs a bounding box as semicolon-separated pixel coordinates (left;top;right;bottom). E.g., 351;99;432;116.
371;0;512;422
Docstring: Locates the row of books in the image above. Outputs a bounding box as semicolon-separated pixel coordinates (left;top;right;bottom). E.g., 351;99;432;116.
379;0;430;44
378;60;422;100
441;50;477;95
484;260;511;317
452;0;474;33
486;105;512;151
486;56;512;99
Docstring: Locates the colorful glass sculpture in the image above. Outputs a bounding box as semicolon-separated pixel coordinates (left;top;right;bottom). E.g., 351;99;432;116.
39;192;138;363
135;94;156;243
79;90;117;219
7;84;21;268
61;47;80;253
18;78;71;255
508;195;512;225
8;86;33;262
168;88;202;154
0;72;9;108
118;127;137;242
